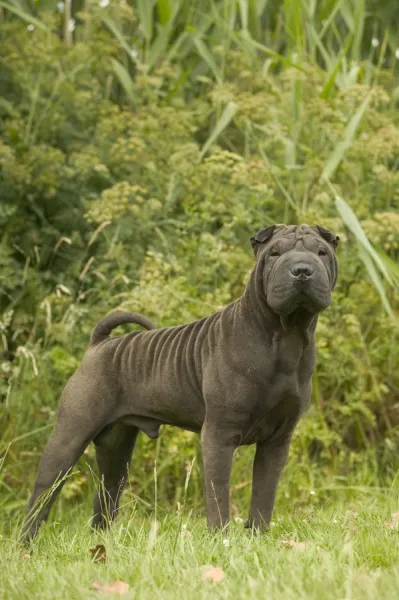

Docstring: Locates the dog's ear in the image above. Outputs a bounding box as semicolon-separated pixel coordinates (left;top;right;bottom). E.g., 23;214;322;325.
250;225;276;256
316;225;340;249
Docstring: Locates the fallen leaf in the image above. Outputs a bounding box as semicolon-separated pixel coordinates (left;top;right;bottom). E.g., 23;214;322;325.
92;582;103;591
106;582;130;595
384;513;399;530
90;544;107;563
202;566;225;584
92;580;130;595
282;539;312;551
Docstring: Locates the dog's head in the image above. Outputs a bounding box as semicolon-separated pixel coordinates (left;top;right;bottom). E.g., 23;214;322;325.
250;224;339;316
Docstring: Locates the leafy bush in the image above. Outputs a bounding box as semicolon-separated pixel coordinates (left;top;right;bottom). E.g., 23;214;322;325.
0;1;398;518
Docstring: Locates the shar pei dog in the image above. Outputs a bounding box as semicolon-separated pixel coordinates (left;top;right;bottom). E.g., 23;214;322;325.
22;223;339;541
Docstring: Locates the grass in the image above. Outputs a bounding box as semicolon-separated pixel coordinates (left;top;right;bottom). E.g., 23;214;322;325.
1;493;399;599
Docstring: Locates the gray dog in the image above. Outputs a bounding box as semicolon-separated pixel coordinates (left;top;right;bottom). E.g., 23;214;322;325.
22;224;339;541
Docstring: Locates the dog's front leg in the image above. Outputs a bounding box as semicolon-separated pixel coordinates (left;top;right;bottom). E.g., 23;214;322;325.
246;437;291;531
201;422;237;531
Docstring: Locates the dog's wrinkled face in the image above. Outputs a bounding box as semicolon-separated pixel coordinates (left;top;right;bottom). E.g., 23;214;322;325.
251;224;339;316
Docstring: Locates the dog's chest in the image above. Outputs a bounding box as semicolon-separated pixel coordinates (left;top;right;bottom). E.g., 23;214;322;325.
239;339;314;445
241;377;307;445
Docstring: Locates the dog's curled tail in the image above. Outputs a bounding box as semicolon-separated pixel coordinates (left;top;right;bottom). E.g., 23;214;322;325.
90;311;156;345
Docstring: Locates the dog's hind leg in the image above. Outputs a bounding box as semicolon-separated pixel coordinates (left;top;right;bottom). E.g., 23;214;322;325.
21;379;113;543
91;423;139;529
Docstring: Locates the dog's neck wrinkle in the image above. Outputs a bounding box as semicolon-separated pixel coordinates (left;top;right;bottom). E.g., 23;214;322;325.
238;264;319;343
239;265;280;331
279;311;318;347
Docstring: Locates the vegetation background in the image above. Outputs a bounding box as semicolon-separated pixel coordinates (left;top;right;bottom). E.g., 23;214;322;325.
0;0;398;531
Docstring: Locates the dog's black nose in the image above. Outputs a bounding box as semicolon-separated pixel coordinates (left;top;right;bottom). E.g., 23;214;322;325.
290;263;314;280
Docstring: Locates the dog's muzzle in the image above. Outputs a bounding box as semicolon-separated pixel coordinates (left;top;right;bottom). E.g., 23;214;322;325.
289;263;314;282
267;250;332;315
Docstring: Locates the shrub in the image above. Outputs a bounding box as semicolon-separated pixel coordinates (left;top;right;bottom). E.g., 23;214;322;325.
0;2;398;517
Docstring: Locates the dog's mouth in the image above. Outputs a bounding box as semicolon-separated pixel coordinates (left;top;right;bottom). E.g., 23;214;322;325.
276;296;317;316
270;288;330;317
296;296;320;314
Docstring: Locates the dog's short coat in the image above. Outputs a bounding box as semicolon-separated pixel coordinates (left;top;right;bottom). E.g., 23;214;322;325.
22;224;339;540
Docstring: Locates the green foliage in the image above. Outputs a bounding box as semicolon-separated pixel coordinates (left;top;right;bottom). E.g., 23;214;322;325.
0;1;398;517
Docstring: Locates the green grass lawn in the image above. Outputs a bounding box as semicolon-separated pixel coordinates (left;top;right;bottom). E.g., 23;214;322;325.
1;493;399;599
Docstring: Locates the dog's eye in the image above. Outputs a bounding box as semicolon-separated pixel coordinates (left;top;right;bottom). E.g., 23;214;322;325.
270;250;280;257
318;248;327;256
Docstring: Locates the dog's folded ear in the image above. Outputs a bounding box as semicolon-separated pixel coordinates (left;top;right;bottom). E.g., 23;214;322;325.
315;225;340;249
250;225;276;255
